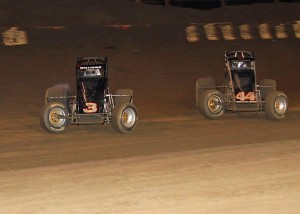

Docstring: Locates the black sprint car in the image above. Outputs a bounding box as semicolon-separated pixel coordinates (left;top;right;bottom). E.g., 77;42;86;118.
196;51;288;120
40;57;138;133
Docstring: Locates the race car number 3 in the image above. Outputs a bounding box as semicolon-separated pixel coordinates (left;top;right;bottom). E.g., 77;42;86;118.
83;102;98;113
235;92;256;101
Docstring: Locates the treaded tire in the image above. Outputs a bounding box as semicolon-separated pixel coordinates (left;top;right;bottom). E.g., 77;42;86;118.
259;79;276;100
199;89;224;119
45;85;70;108
114;89;133;106
265;91;288;120
196;77;216;109
40;102;69;134
111;102;138;133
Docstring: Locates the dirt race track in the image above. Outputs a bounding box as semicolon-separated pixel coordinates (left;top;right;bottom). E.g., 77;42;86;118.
0;1;300;213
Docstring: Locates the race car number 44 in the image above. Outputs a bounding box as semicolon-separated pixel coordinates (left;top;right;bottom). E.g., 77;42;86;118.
235;92;256;101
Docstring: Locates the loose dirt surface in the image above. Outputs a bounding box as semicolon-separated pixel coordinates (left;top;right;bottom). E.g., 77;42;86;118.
0;1;300;213
0;112;300;213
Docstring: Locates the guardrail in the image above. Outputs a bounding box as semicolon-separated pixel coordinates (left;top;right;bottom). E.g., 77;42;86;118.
1;21;299;47
1;27;28;46
186;21;300;42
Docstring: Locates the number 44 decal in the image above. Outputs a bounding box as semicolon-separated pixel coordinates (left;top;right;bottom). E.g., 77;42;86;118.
235;92;256;101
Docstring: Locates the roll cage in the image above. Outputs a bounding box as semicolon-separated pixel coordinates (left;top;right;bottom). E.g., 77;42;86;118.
71;57;133;123
75;57;109;114
223;51;258;103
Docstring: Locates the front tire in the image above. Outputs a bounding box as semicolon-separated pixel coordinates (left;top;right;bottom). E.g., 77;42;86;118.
265;91;288;120
111;102;138;133
199;89;224;119
196;77;216;109
40;102;69;133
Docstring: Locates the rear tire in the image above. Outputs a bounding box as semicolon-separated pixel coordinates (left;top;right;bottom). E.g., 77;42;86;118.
265;91;288;120
259;79;276;100
40;102;69;134
114;89;133;106
199;89;224;119
45;85;70;108
111;102;138;133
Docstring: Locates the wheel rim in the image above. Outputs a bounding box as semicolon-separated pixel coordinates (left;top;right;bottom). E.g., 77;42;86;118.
49;107;66;128
207;95;222;114
122;108;136;128
274;96;287;115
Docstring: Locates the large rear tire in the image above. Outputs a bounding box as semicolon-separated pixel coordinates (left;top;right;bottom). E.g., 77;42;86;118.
265;91;288;120
196;77;216;109
45;85;70;107
114;89;133;106
40;102;69;134
259;79;276;100
111;102;138;133
199;89;224;119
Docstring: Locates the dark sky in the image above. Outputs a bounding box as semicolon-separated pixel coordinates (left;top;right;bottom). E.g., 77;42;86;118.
140;0;300;10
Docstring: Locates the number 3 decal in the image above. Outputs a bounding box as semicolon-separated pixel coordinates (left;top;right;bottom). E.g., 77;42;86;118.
236;92;256;101
83;102;98;113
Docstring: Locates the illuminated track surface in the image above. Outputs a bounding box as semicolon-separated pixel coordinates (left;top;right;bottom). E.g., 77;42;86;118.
1;43;300;214
0;111;299;170
1;2;300;213
0;110;300;213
